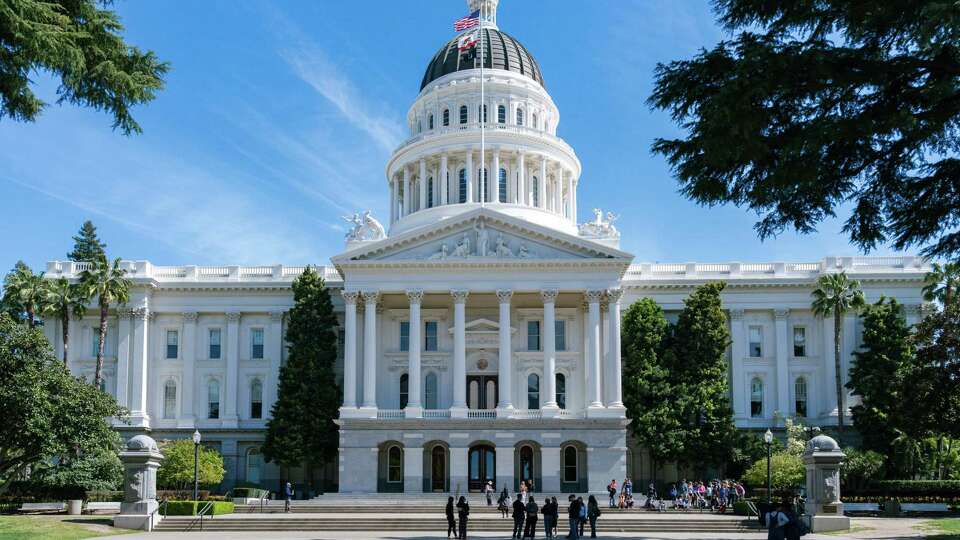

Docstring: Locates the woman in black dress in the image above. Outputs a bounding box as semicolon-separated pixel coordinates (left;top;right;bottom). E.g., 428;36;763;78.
457;495;470;540
445;496;458;538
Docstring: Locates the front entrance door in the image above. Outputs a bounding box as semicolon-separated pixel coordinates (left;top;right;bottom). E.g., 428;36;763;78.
467;376;498;409
431;446;446;492
468;445;495;492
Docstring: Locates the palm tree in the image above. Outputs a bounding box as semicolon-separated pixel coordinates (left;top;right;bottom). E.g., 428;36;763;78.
40;277;89;366
80;255;131;388
2;261;45;327
811;272;865;432
922;261;960;309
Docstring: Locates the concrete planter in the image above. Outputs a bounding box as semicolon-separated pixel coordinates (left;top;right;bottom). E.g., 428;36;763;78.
66;499;83;515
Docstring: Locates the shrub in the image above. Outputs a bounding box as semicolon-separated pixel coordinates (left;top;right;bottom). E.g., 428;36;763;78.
157;490;210;501
156;440;225;492
742;453;804;492
845;480;960;499
841;448;886;491
85;490;123;502
162;500;234;516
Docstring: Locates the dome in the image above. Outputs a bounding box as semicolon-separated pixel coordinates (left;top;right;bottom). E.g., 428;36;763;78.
420;27;546;91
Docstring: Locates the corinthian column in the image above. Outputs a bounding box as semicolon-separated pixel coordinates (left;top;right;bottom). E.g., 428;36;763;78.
606;289;625;412
585;290;604;411
451;289;469;416
361;291;379;414
440;153;449;205
419;158;428;211
497;289;514;415
341;291;359;409
406;289;424;417
541;289;559;414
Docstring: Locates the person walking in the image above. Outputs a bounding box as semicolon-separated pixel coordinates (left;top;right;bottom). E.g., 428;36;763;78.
567;495;581;539
456;496;470;540
765;502;789;540
587;495;601;538
283;482;293;513
446;496;459;539
520;481;529;504
607;479;617;508
512;493;526;539
524;496;539;539
485;481;494;506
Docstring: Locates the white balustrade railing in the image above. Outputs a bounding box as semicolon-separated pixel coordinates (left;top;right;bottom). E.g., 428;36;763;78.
511;409;542;420
394;123;575;158
377;409;405;419
423;409;451;419
466;410;497;419
240;266;273;277
740;263;774;273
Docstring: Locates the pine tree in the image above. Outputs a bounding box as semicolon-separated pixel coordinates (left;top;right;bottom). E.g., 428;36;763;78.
67;221;107;262
262;267;340;492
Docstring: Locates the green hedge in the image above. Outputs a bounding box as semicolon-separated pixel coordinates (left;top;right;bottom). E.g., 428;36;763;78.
86;490;123;502
162;501;235;516
846;480;960;499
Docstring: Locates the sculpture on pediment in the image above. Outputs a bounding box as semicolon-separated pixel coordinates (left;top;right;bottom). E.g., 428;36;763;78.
495;233;513;257
474;221;489;257
344;210;387;244
518;243;530;258
428;243;449;260
578;208;620;239
451;234;471;258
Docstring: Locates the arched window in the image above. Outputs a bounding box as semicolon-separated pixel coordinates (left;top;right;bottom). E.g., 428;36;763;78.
246;447;262;485
527;373;540;409
443;108;450;126
387;445;403;483
498;105;506;124
479;104;487;123
532;113;538;129
563;446;578;483
427;177;434;208
207;380;220;419
750;378;763;418
532;176;540;207
556;373;566;409
516;108;524;126
428;114;434;130
163;380;177;419
498;168;507;202
459;105;468;124
458;169;467;203
795;377;808;417
400;373;409;409
250;379;263;419
425;372;438;409
519;445;534;483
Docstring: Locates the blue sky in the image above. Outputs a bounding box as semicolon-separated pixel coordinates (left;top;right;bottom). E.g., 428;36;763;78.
0;0;905;274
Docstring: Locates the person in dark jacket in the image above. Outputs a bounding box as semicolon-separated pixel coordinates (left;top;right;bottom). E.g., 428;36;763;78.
587;495;601;538
541;497;554;538
456;496;470;540
445;496;458;538
284;482;293;513
551;497;560;537
524;497;539;538
567;495;581;539
783;501;801;540
512;493;526;538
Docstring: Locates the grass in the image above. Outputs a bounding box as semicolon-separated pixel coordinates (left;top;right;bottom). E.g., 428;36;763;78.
822;524;873;535
918;518;960;539
0;516;127;540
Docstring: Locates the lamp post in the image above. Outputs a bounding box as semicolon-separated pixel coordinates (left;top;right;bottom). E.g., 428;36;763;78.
764;428;774;504
192;429;201;501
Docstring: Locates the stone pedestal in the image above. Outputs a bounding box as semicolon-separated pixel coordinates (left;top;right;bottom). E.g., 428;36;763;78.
113;435;165;531
802;434;849;533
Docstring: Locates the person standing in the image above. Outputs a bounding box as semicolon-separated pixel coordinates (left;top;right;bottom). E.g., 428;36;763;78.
577;496;587;537
550;497;560;537
498;489;510;518
485;481;494;506
283;482;293;513
765;502;789;540
587;495;601;538
456;496;470;540
446;496;458;539
541;496;554;538
567;495;581;539
607;479;617;508
524;496;539;539
512;493;526;539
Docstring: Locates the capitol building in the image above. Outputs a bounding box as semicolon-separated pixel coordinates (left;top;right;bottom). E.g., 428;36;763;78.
44;0;928;494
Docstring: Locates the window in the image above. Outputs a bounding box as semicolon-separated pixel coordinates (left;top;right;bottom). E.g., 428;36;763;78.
532;113;538;129
443;108;450;126
428;114;434;130
400;373;409;408
427;177;434;208
458;169;467;203
387;445;402;483
498;168;507;202
425;321;438;351
163;380;177;419
563;446;578;483
417;119;421;133
478;168;488;202
527;373;540;409
208;380;220;419
555;320;566;351
750;378;763;418
246;448;262;485
479;104;487;123
527;321;541;351
556;373;566;409
250;379;263;419
793;327;807;357
399;321;410;352
425;372;438;409
516;108;524;126
748;326;763;357
459;105;468;124
166;330;178;359
532;176;539;207
795;377;808;417
209;328;221;359
251;328;264;359
497;104;505;124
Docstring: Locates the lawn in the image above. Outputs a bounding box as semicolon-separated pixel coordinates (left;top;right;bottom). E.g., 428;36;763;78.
919;518;960;539
0;516;125;540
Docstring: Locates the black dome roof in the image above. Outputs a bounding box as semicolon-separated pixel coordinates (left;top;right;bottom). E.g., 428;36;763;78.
420;28;545;91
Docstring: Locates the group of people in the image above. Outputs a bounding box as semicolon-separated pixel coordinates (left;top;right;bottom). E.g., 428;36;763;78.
604;477;745;512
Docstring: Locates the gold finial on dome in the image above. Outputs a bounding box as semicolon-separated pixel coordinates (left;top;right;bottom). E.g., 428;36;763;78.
468;0;499;29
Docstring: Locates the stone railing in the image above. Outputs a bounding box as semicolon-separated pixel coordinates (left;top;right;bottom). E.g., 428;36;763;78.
623;256;927;281
466;410;497;419
423;409;452;419
511;409;542;420
45;261;342;284
376;409;405;419
393;122;576;159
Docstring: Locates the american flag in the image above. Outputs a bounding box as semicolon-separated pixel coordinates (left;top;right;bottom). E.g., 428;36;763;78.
454;10;480;31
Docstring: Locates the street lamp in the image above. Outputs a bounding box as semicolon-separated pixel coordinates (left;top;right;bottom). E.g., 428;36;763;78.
192;430;202;501
764;428;774;504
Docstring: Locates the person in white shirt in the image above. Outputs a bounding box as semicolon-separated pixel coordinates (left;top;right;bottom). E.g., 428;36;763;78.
766;502;790;540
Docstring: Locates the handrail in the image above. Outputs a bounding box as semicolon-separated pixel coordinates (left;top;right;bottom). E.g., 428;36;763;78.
259;490;270;513
185;500;215;532
149;497;168;530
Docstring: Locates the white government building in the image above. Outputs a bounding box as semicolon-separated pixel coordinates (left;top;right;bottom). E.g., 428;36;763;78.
44;0;929;494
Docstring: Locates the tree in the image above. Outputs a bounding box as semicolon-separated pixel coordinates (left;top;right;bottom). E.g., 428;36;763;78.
742;453;804;493
923;261;960;309
0;0;168;135
811;272;865;432
262;267;340;491
32;434;123;494
1;261;45;327
649;1;960;260
908;304;960;441
0;313;123;493
79;254;130;388
39;277;89;365
67;221;107;262
156;439;225;496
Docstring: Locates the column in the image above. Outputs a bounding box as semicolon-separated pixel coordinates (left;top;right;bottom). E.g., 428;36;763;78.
180;312;198;426
406;289;424;416
586;290;604;410
341;292;359;409
730;309;746;419
361;291;379;412
440;153;449;205
538;158;547;209
822;315;837;419
565;172;574;220
606;289;625;410
404;446;424;494
267;311;283;416
775;308;790;420
129;307;150;426
465;150;474;203
518;152;526;205
492;148;501;203
419;158;427;211
401;166;410;217
572;178;578;223
554;168;563;214
541;289;559;412
115;309;133;409
581;302;590;411
451;290;469;415
497;290;514;414
389;176;396;224
224;311;240;426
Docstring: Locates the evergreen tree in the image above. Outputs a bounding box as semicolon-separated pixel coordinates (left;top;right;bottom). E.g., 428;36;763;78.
67;221;107;262
262;267;340;492
907;304;960;442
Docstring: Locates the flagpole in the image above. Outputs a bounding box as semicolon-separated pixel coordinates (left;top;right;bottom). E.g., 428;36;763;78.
479;1;485;208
